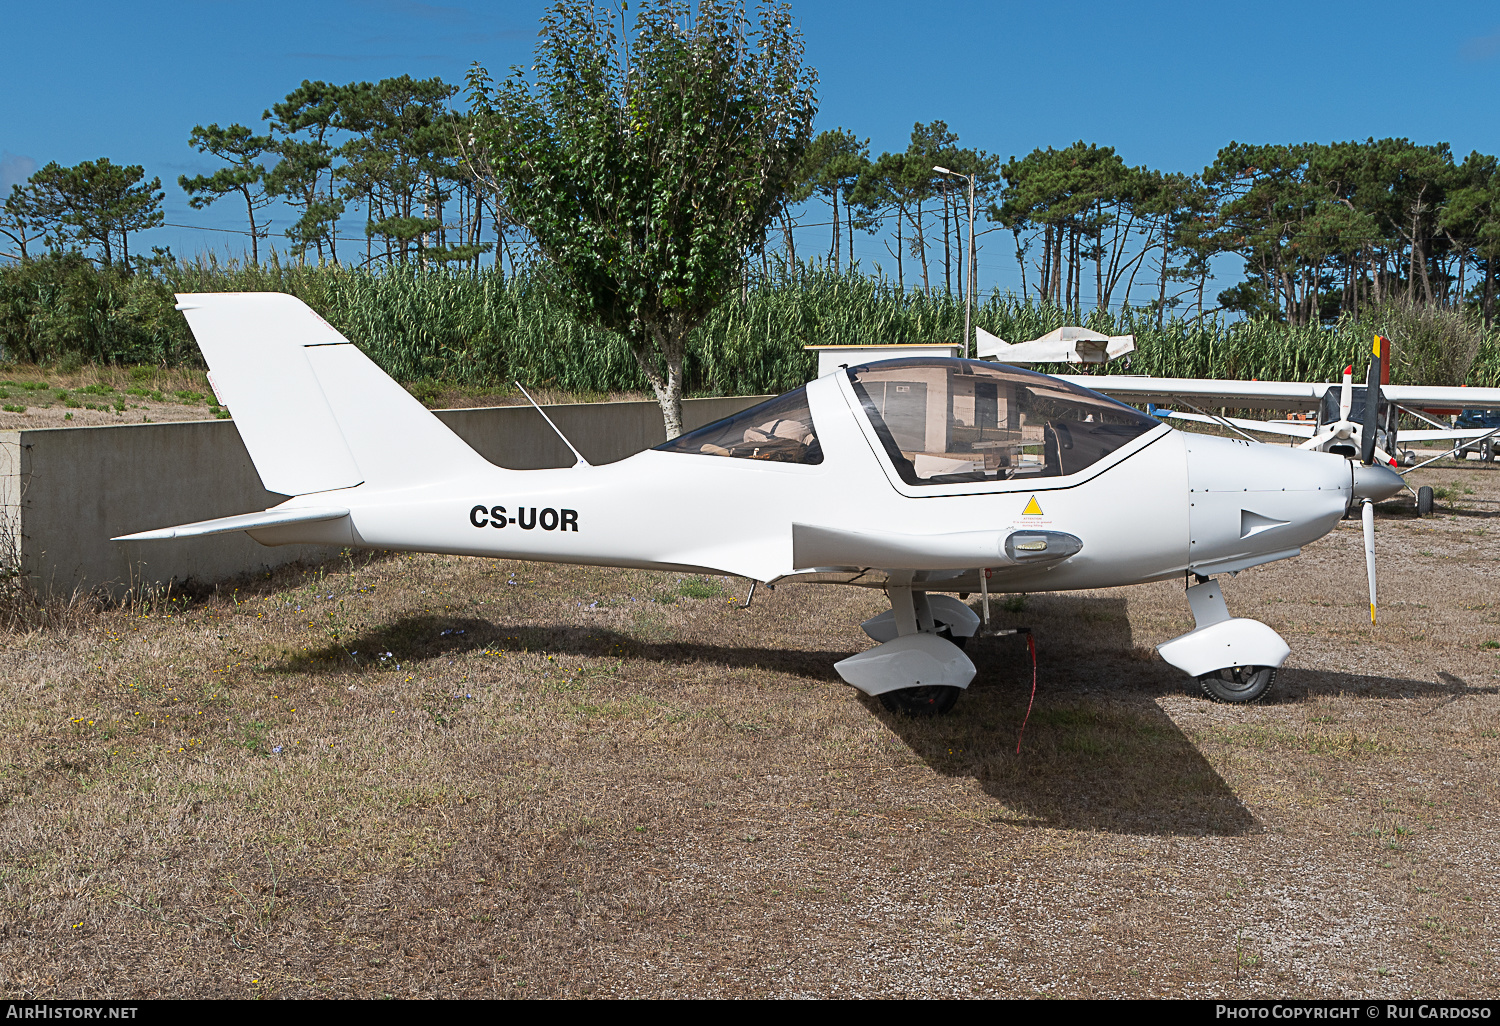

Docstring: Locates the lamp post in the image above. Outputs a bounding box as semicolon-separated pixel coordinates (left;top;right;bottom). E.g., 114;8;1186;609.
934;165;976;358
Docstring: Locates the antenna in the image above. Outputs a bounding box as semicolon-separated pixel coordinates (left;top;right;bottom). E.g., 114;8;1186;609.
514;382;591;468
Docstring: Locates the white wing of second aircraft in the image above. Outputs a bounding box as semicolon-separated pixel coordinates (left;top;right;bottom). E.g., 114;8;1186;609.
1158;410;1317;438
1059;374;1500;413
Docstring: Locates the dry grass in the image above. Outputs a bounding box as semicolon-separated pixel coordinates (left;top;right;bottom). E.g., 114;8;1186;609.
0;466;1497;999
0;364;221;429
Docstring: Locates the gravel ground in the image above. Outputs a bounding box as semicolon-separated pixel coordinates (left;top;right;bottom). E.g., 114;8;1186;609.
0;459;1495;999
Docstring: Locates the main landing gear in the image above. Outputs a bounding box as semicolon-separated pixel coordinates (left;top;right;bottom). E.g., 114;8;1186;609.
835;576;980;716
1156;576;1289;704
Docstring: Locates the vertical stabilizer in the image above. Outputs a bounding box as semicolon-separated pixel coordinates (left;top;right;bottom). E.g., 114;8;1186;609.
176;292;490;496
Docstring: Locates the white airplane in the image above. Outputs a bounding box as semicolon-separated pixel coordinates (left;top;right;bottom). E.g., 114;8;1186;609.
116;294;1405;711
976;325;1135;365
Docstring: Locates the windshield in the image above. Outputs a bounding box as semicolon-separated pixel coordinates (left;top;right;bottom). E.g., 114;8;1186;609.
654;387;823;464
1319;386;1395;431
848;357;1159;485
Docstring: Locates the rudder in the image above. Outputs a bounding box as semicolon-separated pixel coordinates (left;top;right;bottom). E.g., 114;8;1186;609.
177;292;489;496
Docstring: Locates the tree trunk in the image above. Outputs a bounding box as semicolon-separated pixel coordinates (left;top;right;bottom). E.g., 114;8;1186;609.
1157;225;1168;328
847;188;855;271
829;189;840;272
635;322;686;439
942;184;952;296
1485;256;1495;327
780;209;796;274
1044;223;1056;300
1095;203;1104;313
1064;229;1074;311
912;199;930;295
1013;227;1027;299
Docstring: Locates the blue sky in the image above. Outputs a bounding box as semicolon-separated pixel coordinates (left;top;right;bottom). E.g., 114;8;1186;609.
3;0;1499;305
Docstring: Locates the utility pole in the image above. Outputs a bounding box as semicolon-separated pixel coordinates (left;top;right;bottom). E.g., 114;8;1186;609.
934;166;976;358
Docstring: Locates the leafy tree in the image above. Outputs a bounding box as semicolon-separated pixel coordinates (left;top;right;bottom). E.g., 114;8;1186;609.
1441;151;1500;324
8;159;163;268
178;123;275;263
340;75;462;267
0;185;46;261
997;142;1141;311
852;150;930;292
798;128;870;272
264;81;347;263
465;0;817;437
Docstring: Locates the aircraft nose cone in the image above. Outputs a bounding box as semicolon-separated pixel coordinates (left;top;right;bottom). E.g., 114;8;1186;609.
1351;462;1404;504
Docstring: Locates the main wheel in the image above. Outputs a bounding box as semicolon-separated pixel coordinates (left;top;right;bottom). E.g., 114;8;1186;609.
879;685;961;716
1417;485;1434;517
1197;665;1276;704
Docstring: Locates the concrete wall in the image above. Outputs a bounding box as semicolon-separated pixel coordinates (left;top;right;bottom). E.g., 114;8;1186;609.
433;395;769;469
1;395;768;596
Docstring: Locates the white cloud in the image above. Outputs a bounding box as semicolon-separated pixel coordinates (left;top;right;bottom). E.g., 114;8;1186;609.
0;151;37;193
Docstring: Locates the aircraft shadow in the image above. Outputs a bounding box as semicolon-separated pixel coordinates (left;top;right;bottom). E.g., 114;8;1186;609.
285;599;1490;838
283;613;854;682
1273;666;1499;703
867;594;1262;837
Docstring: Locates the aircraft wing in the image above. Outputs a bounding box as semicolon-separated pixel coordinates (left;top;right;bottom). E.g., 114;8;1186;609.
1382;385;1500;410
1397;427;1500;443
1159;410;1316;438
1058;375;1327;411
1065;375;1500;413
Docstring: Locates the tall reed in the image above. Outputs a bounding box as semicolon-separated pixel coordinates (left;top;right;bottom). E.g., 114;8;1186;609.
4;253;1497;393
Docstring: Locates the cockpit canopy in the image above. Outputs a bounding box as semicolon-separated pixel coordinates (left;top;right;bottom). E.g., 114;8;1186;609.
655;386;823;464
847;357;1160;485
653;358;1162;484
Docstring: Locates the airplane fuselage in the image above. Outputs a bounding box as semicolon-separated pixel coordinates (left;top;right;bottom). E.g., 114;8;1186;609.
251;368;1359;594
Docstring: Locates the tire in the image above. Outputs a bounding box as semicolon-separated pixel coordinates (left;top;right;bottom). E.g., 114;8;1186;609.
1197;665;1276;704
936;625;969;650
1417;485;1434;517
879;685;961;716
1484;439;1495;463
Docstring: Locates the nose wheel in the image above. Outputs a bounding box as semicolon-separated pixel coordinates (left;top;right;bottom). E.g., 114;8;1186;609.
1196;665;1276;704
879;685;962;716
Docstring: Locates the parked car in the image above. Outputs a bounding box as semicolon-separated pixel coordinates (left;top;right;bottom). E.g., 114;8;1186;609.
1455;408;1500;461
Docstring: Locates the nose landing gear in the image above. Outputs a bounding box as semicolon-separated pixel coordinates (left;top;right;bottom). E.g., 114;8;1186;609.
1158;576;1290;704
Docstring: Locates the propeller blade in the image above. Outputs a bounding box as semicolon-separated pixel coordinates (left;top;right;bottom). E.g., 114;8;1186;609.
1360;336;1384;465
1362;498;1377;625
1340;365;1353;422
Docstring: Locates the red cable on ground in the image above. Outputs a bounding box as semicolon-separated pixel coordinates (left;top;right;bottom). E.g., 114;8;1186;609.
1016;632;1038;755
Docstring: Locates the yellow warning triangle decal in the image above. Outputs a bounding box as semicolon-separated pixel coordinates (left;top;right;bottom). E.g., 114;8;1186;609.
1022;495;1043;516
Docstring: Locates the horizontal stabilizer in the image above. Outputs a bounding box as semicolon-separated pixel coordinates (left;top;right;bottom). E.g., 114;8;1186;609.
113;506;350;542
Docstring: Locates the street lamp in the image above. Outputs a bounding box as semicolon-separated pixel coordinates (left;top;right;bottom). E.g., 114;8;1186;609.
933;165;976;359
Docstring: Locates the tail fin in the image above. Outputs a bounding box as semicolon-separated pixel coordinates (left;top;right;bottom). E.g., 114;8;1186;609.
974;325;1010;359
176;293;490;496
